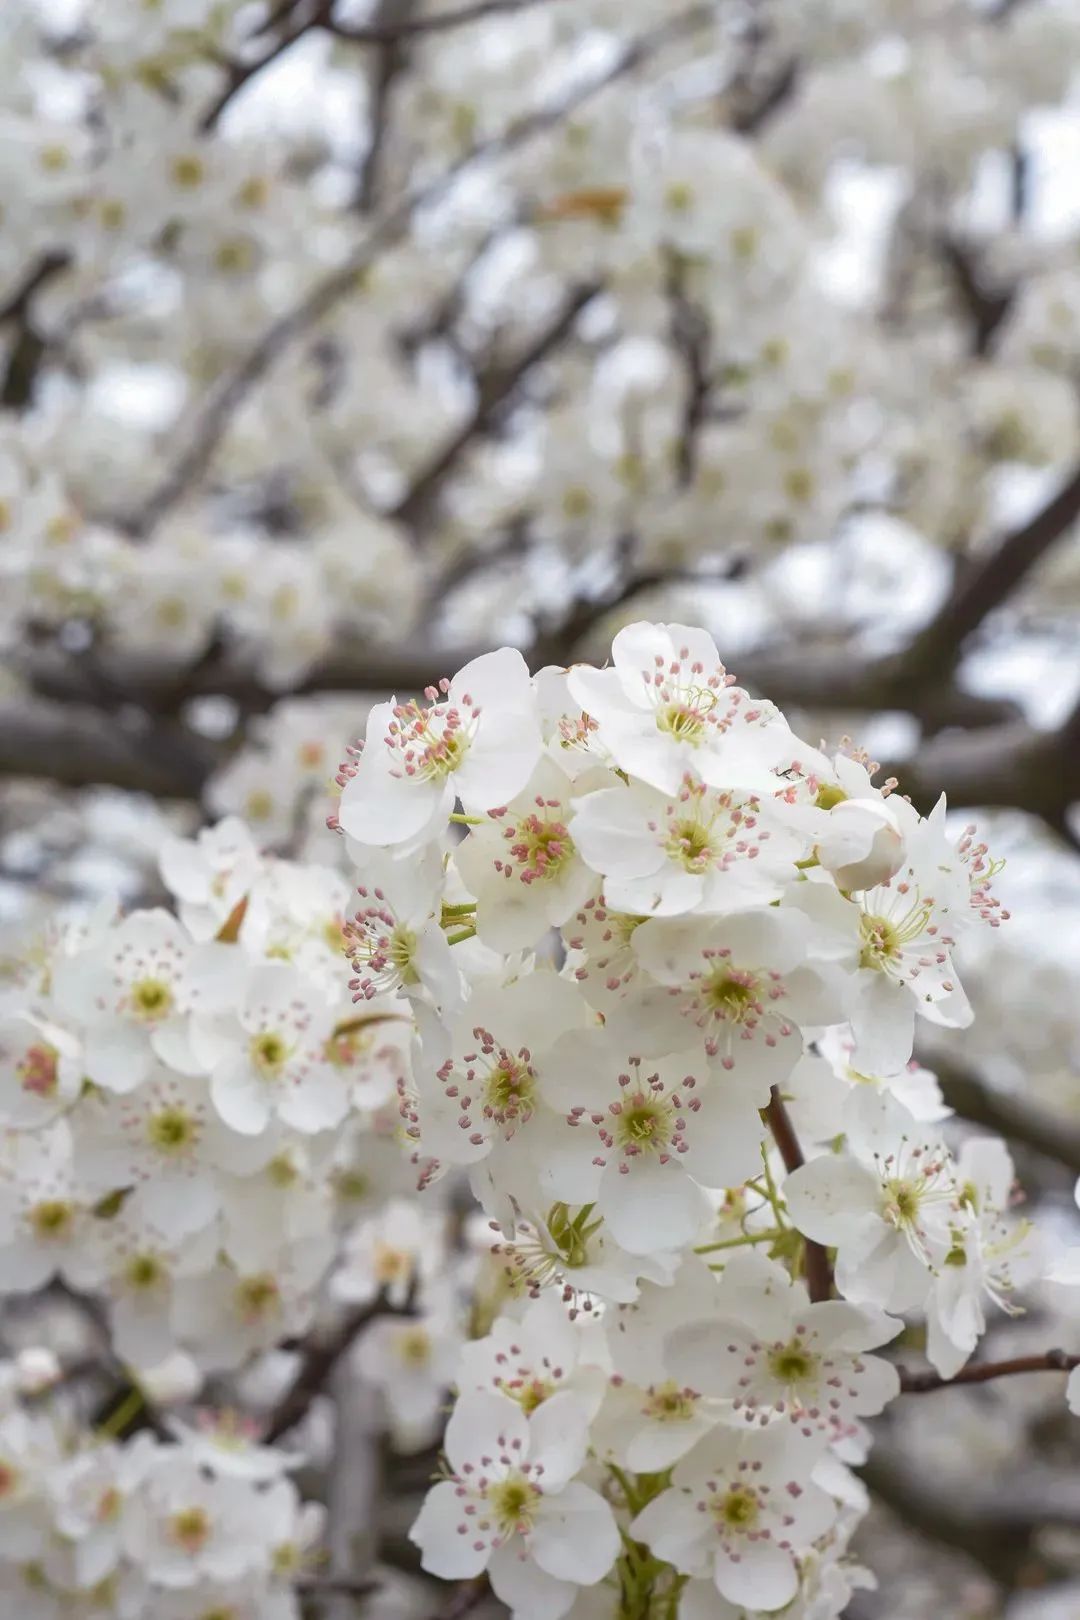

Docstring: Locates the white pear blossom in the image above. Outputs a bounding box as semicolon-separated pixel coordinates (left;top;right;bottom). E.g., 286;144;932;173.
784;1098;958;1313
631;1424;837;1612
537;1026;764;1253
666;1250;901;1443
193;962;347;1136
338;649;543;852
52;911;201;1093
567;624;795;798
0;1011;82;1130
455;759;596;952
346;845;462;1009
121;1453;264;1589
570;774;804;918
410;1390;620;1617
158;818;262;943
76;1069;228;1238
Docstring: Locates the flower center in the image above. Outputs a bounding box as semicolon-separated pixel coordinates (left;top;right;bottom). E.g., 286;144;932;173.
859;914;902;968
667;818;714;871
97;1487;122;1523
130;977;173;1021
643;1381;697;1422
814;784;848;811
125;1254;165;1292
486;1474;540;1536
170;1506;211;1553
348;912;419;998
657;693;714;743
250;1031;289;1078
386;694;477;784
235;1275;280;1322
171;155;206;189
883;1178;921;1225
767;1337;818;1386
481;1050;537;1125
373;1241;414;1287
268;1152;300;1187
614;1093;674;1154
17;1043;58;1097
513;1378;555;1414
397;1328;432;1367
716;1485;760;1531
858;897;935;970
146;1106;196;1153
29;1199;74;1239
703;968;759;1019
507;810;574;885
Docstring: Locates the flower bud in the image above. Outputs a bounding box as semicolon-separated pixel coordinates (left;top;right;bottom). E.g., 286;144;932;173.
817;801;905;891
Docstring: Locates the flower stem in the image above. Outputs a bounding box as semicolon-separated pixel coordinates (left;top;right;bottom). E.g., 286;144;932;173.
694;1228;786;1254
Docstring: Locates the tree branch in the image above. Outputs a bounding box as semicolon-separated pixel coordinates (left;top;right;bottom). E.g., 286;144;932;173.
0;699;220;798
898;1348;1079;1394
931;1054;1080;1174
0;251;72;408
331;0;559;43
905;457;1080;679
392;281;600;528
199;4;333;131
424;1578;489;1619
939;235;1015;357
765;1088;833;1303
263;1292;414;1444
353;0;418;213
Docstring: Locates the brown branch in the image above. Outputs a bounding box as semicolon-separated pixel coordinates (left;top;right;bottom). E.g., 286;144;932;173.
297;1578;381;1600
905;457;1080;679
939;235;1015;357
892;712;1078;821
263;1292;415;1444
0;699;220;798
729;58;800;136
425;1578;489;1620
0;251;72;408
392;281;601;528
199;6;333;131
665;253;711;486
331;0;559;43
765;1088;833;1303
353;0;419;213
122;3;715;535
898;1348;1079;1394
931;1055;1080;1174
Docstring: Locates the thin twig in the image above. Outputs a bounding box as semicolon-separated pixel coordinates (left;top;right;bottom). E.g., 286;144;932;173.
393;280;600;528
898;1348;1079;1394
425;1577;489;1620
199;1;334;129
764;1088;833;1303
331;0;559;43
263;1291;415;1443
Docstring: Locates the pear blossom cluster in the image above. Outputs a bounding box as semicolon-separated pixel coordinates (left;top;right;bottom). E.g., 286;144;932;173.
0;815;434;1372
0;811;473;1613
328;622;1065;1619
0;622;1073;1618
1;0;1080;1613
0;1376;323;1619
